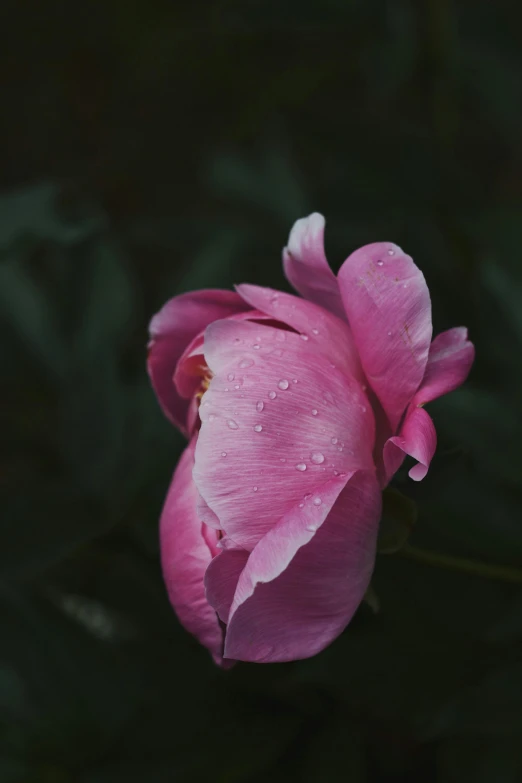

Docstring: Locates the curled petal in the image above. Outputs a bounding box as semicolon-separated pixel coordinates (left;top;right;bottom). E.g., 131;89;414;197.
282;213;345;319
159;438;225;665
194;318;375;550
148;290;248;435
415;327;475;406
224;470;381;662
383;406;437;483
205;549;249;624
338;243;432;431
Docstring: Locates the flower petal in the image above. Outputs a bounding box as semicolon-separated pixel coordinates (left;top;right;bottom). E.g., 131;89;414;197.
282;213;345;319
174;309;275;402
414;327;475;406
205;548;249;624
194;318;374;550
224;470;381;662
159;438;225;665
236;284;363;382
383;406;437;483
148;290;248;435
338;243;432;431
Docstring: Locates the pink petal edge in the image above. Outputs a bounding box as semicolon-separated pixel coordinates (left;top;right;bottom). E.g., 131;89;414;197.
283;213;346;319
414;327;475;406
338;242;432;432
159;437;226;665
148;290;248;435
223;470;381;662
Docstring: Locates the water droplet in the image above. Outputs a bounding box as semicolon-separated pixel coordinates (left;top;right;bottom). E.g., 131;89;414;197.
361;405;367;413
253;486;258;492
387;249;395;256
299;503;304;508
278;379;289;390
313;497;322;506
280;458;286;463
300;334;309;341
338;446;344;452
227;373;235;381
304;493;312;500
221;452;227;457
292;379;298;384
312;328;319;335
239;358;254;369
361;384;367;391
234;337;242;344
268;391;277;400
234;384;240;390
295;463;307;472
333;470;339;476
331;437;338;445
403;283;408;289
254;424;263;432
377;260;384;266
271;348;284;357
311;409;318;416
387;331;392;337
256;401;264;412
227;420;239;430
224;387;229;392
253;343;260;350
208;414;216;422
311;452;325;464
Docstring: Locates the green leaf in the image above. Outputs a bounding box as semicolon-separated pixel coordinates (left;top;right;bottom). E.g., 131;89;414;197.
173;227;251;293
209;142;308;223
481;262;522;344
433;388;522;489
0;259;66;379
74;240;135;360
0;482;105;581
377;488;418;554
0;585;140;766
59;352;127;496
0;183;102;252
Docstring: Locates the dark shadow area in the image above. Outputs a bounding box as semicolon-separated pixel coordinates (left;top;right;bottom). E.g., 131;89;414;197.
2;1;522;781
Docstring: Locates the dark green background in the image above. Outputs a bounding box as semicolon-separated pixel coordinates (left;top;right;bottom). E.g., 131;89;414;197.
2;1;522;781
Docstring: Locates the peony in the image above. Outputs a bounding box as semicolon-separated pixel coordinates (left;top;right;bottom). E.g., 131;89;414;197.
147;213;474;664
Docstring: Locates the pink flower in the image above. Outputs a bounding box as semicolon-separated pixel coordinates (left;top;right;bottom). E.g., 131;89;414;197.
148;213;474;665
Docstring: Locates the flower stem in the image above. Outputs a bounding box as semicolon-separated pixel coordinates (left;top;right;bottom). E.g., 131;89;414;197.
400;544;522;585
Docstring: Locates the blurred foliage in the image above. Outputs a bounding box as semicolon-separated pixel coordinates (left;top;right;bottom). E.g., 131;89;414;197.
2;0;522;780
